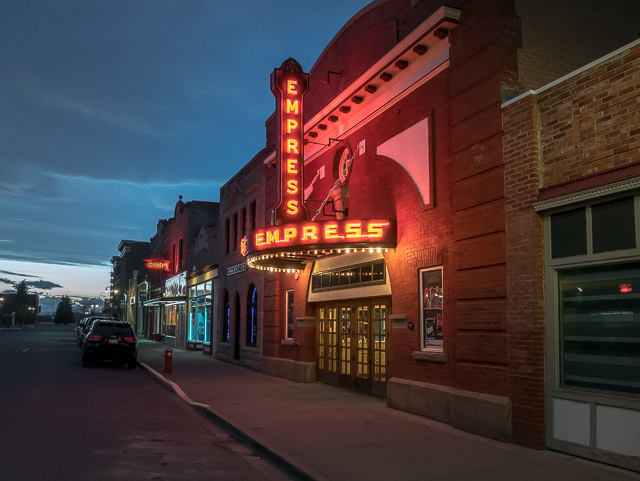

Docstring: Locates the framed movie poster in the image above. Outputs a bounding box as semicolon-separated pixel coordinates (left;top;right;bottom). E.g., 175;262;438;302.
419;266;443;350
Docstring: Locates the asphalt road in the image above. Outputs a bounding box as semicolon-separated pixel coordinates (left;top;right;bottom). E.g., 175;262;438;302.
0;323;289;481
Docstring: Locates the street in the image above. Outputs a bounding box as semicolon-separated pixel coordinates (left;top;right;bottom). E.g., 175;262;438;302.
0;323;289;481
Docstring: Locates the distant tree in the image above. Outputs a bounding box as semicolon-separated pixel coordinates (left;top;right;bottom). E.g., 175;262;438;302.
54;296;74;324
13;280;29;302
9;280;30;325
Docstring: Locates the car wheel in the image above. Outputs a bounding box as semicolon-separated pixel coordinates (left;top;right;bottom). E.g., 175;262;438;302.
127;362;136;370
82;357;91;368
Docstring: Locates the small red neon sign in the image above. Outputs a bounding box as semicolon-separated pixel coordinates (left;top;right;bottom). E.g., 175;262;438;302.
144;259;171;271
620;284;633;293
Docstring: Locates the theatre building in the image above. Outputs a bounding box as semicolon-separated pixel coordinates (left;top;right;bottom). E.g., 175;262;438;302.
215;0;640;469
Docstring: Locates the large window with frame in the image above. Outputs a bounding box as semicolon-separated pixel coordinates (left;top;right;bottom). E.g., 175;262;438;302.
419;266;443;351
558;262;640;395
311;260;385;291
222;291;230;342
547;193;640;397
550;196;636;259
246;285;258;347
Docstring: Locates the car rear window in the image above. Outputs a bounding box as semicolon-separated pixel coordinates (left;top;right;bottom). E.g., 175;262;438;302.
92;323;134;337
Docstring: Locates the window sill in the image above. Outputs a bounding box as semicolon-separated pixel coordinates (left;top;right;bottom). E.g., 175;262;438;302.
281;339;296;347
413;351;448;363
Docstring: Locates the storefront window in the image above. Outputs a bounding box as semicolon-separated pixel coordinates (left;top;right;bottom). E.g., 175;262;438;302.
189;281;211;343
559;262;640;395
419;266;443;351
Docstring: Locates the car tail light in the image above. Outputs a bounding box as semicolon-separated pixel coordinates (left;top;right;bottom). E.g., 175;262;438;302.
87;334;102;341
124;336;136;342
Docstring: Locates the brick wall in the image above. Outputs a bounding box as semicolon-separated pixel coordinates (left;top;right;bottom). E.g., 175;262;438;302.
537;41;640;186
502;94;546;448
501;36;640;449
449;0;512;398
516;0;640;94
217;151;266;363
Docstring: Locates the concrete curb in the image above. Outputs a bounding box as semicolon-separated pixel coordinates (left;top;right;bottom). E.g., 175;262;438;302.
138;362;322;481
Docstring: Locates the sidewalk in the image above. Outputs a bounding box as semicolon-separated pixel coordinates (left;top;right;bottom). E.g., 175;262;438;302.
137;341;639;481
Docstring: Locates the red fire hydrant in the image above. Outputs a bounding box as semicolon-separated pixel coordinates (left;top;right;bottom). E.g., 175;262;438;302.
162;348;173;373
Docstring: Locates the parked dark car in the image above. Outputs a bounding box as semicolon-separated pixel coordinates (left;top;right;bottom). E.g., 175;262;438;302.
81;320;138;369
77;316;112;346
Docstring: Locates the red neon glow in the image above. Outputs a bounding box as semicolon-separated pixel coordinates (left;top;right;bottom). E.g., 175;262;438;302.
286;201;299;215
271;58;309;225
620;284;633;293
302;225;317;240
286;180;299;194
248;219;396;253
144;259;172;271
286;119;298;132
286;99;299;114
286;159;298;174
240;237;248;256
286;139;299;154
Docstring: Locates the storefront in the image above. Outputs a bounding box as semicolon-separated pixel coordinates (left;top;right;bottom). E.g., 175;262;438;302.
144;272;187;348
187;267;218;353
502;37;640;471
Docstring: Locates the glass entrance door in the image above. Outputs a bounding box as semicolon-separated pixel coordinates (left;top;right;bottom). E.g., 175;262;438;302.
317;297;390;397
338;306;353;390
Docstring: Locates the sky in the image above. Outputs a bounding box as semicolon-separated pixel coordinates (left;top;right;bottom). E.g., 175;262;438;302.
0;0;372;305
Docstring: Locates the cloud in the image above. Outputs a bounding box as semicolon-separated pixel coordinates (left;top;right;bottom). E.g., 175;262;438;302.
0;270;40;278
18;83;161;138
27;280;63;290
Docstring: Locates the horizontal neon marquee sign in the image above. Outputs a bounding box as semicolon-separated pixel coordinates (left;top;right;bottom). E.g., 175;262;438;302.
144;259;171;271
243;219;396;255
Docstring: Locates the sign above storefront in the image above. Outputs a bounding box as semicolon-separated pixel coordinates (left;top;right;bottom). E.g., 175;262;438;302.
165;272;186;298
244;219;396;271
144;259;171;271
227;263;247;276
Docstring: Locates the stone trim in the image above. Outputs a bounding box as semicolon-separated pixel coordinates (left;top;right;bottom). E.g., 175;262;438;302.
532;176;640;212
387;378;512;443
296;316;316;328
390;314;408;329
260;356;316;383
412;350;448;363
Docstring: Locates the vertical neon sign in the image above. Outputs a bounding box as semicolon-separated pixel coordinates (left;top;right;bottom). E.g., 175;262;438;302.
271;58;309;225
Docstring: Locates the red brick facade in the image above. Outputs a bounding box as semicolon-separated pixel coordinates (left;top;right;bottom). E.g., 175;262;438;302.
209;0;640;454
121;0;640;465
